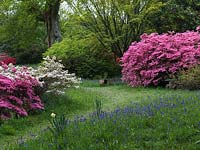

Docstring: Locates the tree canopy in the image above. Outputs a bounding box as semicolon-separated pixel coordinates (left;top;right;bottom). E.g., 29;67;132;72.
0;0;200;64
64;0;164;57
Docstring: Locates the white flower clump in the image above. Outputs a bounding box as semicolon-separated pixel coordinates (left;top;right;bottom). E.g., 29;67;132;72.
0;63;24;79
51;113;56;118
31;56;81;94
0;63;41;86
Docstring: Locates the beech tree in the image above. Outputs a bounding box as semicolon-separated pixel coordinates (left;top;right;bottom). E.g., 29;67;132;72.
1;0;62;48
21;0;62;47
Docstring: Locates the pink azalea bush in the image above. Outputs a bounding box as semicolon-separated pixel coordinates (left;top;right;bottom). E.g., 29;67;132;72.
0;53;16;65
0;56;81;120
0;63;43;120
121;26;200;87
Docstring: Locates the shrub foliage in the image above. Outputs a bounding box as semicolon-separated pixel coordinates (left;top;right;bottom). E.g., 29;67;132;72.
121;27;200;87
45;37;121;79
168;65;200;90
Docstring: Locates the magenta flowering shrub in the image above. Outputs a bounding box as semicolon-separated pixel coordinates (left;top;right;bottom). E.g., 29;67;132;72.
121;26;200;87
0;63;43;120
0;53;16;65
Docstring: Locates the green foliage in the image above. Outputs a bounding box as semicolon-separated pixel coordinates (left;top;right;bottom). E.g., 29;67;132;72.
65;0;165;57
48;114;67;137
95;99;102;119
168;65;200;90
148;0;200;33
80;80;101;87
0;0;47;64
1;0;200;65
45;25;120;79
0;125;16;136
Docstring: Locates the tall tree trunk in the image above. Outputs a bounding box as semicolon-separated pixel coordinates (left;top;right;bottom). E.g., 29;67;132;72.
45;0;62;47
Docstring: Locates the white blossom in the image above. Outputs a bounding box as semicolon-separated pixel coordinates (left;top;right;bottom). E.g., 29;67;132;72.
30;56;81;94
51;113;56;118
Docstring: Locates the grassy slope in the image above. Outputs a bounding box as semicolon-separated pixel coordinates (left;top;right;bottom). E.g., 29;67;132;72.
0;82;199;149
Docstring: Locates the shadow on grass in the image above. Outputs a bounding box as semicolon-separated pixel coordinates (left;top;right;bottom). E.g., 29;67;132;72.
0;89;97;141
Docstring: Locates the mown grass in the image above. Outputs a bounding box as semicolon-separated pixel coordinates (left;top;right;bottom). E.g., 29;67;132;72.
1;81;200;149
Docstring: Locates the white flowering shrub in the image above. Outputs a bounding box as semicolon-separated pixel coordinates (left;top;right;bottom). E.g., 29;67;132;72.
0;63;39;85
31;56;81;94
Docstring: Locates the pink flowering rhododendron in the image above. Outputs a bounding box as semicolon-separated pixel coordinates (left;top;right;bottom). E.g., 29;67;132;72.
197;26;200;32
0;53;16;65
0;63;43;120
121;27;200;87
0;56;81;120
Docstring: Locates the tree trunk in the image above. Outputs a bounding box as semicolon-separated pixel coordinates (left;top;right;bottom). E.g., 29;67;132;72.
45;0;62;47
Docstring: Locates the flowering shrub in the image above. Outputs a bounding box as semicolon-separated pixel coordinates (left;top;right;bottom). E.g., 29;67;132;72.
31;56;81;94
121;26;200;87
0;53;16;65
0;56;80;120
0;63;43;120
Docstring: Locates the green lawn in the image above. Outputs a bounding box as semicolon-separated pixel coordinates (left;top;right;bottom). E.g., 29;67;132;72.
1;81;200;149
